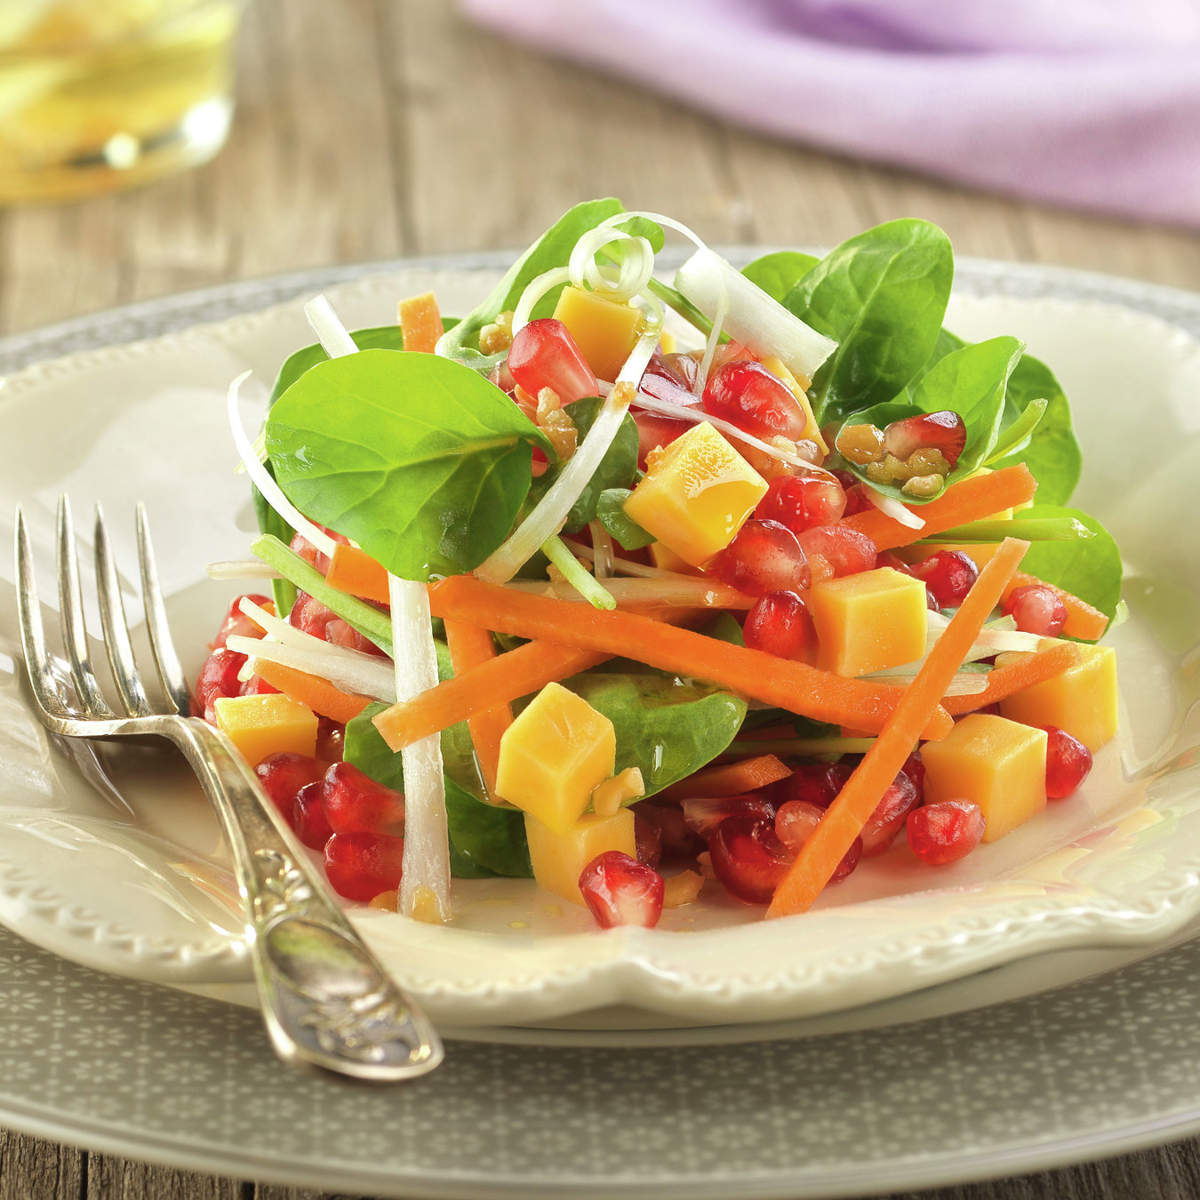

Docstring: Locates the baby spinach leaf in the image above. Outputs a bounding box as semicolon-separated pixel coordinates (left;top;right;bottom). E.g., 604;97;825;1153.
1016;505;1122;622
266;349;551;580
741;251;819;303
567;673;747;798
786;219;954;424
697;612;745;647
596;488;653;550
528;396;639;533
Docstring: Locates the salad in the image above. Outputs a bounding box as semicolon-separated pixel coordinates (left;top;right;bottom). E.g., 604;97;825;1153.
195;199;1122;930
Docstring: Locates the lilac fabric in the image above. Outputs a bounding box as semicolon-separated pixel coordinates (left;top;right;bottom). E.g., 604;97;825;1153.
462;0;1200;227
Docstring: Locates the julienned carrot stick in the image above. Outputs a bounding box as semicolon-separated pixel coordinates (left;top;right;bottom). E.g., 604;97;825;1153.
766;537;1031;919
325;544;390;604
1001;571;1109;641
843;465;1036;552
374;642;608;751
661;754;791;801
443;618;512;799
424;577;953;741
251;659;371;725
943;642;1079;715
398;291;443;355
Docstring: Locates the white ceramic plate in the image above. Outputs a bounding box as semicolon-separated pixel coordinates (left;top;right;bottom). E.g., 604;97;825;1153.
0;255;1198;1029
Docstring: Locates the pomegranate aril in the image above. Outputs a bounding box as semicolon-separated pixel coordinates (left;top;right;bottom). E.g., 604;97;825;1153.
883;411;966;468
292;782;334;849
579;851;665;929
288;591;337;641
796;524;877;584
633;411;692;470
702;360;809;441
859;773;919;856
322;761;405;836
254;751;324;824
506;318;598;404
906;800;985;865
773;801;862;881
680;794;775;838
324;832;405;902
209;593;272;651
239;673;280;696
911;550;979;610
707;519;810;596
776;761;854;810
743;591;815;661
288;526;348;575
708;815;793;904
316;717;346;764
900;752;925;798
756;473;847;535
1002;584;1068;637
326;618;386;656
193;649;246;722
642;352;701;402
1042;725;1093;799
636;802;706;861
488;359;517;396
634;811;664;870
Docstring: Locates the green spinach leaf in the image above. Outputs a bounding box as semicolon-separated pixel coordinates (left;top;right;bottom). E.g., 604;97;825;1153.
596;488;653;550
1017;505;1122;622
266;349;551;580
741;251;819;303
785;219;954;424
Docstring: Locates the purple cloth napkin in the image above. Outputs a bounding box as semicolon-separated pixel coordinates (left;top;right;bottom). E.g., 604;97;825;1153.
462;0;1200;228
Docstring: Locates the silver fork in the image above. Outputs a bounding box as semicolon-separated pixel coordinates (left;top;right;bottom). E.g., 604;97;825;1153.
14;497;443;1082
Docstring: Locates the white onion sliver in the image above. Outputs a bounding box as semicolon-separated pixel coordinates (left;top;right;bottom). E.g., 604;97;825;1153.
304;294;358;358
226;371;337;558
864;487;925;531
207;559;280;581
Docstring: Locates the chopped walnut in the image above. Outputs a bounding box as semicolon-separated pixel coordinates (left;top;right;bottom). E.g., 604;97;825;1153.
836;423;887;464
478;309;514;355
591;767;645;818
901;472;945;498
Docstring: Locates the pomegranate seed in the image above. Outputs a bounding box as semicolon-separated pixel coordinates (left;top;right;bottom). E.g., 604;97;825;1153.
1042;726;1093;799
743;591;815;661
193;649;246;722
288;526;348;575
316;718;346;763
292;781;334;849
708;815;793;904
900;753;925;798
776;761;854;810
507;319;598;403
579;851;665;929
911;550;979;609
642;352;701;401
680;794;775;838
796;524;877;584
633;411;692;469
756;473;847;534
877;551;914;576
239;674;280;696
488;360;517;396
326;618;385;656
209;593;272;651
906;800;985;865
842;485;873;517
774;801;862;882
288;592;337;641
324;832;405;902
703;361;809;441
322;762;405;836
634;811;664;870
859;773;919;856
254;752;324;824
1002;585;1068;637
636;802;706;861
883;411;966;468
707;519;810;596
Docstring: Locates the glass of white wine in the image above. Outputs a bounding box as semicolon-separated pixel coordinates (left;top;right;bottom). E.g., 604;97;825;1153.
0;0;245;203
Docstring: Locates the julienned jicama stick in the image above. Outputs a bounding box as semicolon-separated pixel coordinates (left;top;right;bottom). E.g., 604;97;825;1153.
422;576;954;740
766;537;1031;919
442;618;513;799
942;641;1079;716
843;464;1036;552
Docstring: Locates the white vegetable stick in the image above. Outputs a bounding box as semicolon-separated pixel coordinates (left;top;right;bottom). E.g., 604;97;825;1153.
207;559;280;581
227;635;395;701
675;247;837;381
863;487;925;530
501;576;754;609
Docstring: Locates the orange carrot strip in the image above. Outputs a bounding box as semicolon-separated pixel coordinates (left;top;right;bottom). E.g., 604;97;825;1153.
767;537;1030;918
443;618;512;798
251;659;371;725
325;544;390;604
661;754;791;801
844;465;1037;552
423;576;953;741
374;642;608;751
943;641;1079;715
1001;571;1109;641
398;291;443;355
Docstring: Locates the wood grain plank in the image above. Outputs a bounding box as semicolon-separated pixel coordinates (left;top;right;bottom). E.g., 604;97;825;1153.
84;1154;245;1200
0;1130;83;1200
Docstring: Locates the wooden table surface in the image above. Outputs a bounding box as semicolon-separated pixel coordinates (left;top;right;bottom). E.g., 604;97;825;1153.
1;2;1198;1197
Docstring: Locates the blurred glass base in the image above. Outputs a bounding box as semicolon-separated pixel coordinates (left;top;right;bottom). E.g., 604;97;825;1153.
0;0;243;205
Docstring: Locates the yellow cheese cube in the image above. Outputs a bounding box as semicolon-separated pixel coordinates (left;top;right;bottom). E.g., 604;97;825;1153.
997;644;1118;751
624;422;767;567
808;567;929;677
921;714;1048;842
495;683;616;833
552;285;641;382
648;541;699;574
524;808;636;905
758;354;827;453
213;693;319;765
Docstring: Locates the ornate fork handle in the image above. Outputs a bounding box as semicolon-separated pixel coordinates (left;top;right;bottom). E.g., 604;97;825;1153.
170;715;442;1079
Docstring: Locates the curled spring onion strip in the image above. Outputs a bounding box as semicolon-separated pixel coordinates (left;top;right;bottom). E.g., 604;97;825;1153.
863;487;925;531
568;224;656;301
226;370;337;558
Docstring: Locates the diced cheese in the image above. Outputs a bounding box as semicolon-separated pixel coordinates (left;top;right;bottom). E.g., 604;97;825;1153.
495;683;616;833
624;421;767;567
997;644;1118;751
524;809;636;905
213;693;319;765
552;285;641;382
808;567;929;677
921;714;1048;842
